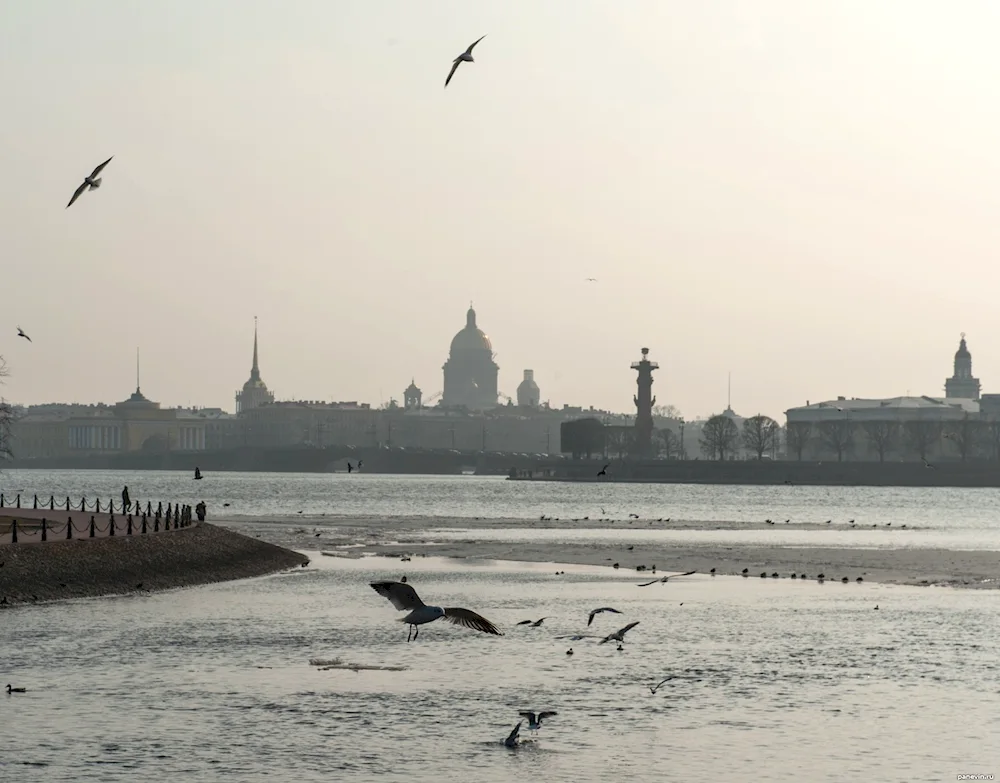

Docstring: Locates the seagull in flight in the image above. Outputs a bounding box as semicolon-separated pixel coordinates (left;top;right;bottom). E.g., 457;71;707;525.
637;569;697;587
16;326;31;343
370;581;503;642
445;35;486;87
504;721;522;748
67;156;113;209
597;464;610;477
598;621;640;645
585;278;598;282
519;710;557;731
649;677;674;694
516;617;547;627
587;607;622;626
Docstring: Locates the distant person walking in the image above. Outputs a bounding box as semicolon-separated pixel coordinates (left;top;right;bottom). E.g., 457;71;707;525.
195;501;206;522
121;485;131;513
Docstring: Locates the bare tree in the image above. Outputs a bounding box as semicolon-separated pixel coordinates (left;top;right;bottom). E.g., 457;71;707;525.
944;414;984;462
655;427;679;458
652;404;681;419
741;414;779;459
699;414;739;461
818;419;854;462
986;419;1000;461
861;420;897;463
785;421;811;461
605;428;632;459
0;357;11;461
904;419;941;461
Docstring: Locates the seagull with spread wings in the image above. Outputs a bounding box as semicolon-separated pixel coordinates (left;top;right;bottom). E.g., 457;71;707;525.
67;156;114;209
519;710;557;731
598;621;640;645
445;35;486;87
504;721;522;748
369;581;503;642
587;607;622;626
16;326;31;343
637;569;697;587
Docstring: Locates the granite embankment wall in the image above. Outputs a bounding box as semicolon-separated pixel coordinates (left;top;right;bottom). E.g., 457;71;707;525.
513;458;1000;488
0;522;309;607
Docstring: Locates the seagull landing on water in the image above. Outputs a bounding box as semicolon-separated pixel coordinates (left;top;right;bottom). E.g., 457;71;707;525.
445;35;486;88
587;607;622;626
67;156;113;209
637;569;696;587
16;326;31;343
599;621;640;645
516;617;547;627
370;581;503;642
504;721;522;748
519;710;557;731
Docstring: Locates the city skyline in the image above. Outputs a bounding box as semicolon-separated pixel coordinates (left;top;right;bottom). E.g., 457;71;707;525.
3;2;1000;418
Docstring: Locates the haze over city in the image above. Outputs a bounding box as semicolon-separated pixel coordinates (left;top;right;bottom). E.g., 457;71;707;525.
4;0;1000;419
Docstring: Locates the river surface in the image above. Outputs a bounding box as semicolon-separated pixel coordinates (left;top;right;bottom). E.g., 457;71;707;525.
3;469;1000;550
3;553;999;782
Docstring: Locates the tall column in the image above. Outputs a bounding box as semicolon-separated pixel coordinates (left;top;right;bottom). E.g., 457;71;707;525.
631;347;659;458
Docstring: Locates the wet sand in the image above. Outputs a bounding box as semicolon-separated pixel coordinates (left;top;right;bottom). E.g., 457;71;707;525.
218;514;1000;590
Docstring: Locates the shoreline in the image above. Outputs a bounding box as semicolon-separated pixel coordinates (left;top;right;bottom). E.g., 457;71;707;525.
216;515;1000;591
0;522;309;607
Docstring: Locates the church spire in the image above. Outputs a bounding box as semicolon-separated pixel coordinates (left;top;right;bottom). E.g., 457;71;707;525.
250;316;260;382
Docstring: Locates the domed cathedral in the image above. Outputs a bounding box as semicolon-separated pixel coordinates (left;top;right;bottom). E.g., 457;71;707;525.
442;304;499;410
516;369;540;407
945;333;981;400
235;317;275;413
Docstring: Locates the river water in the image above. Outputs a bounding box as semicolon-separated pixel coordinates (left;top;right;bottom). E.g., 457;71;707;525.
2;471;1000;781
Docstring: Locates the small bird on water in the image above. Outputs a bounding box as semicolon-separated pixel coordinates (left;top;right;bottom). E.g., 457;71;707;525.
67;156;113;209
369;581;502;642
445;35;487;87
6;684;26;693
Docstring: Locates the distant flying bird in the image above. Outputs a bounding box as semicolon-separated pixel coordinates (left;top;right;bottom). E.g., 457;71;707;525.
586;278;598;282
597;464;610;477
370;581;503;642
504;721;522;748
16;326;31;343
445;35;486;87
347;461;354;473
66;156;113;209
587;607;622;626
637;569;697;587
649;676;674;695
516;617;547;627
519;710;557;731
599;621;640;645
922;458;936;470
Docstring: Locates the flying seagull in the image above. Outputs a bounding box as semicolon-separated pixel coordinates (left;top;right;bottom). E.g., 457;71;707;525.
370;581;503;642
445;35;486;87
598;621;640;645
519;710;557;731
649;676;674;694
586;278;598;282
516;617;547;627
504;721;522;748
587;607;622;626
16;326;31;343
597;464;610;477
637;569;697;587
67;156;113;209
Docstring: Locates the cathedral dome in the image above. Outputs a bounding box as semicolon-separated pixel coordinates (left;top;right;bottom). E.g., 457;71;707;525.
449;306;493;356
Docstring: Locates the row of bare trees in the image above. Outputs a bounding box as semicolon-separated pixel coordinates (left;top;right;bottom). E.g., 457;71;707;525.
785;414;1000;462
699;413;779;460
0;357;12;461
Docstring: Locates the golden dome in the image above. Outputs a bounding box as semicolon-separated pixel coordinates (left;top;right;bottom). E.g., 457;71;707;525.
449;306;493;356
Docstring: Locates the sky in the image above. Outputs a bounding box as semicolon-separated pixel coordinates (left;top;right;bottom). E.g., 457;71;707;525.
3;0;1000;421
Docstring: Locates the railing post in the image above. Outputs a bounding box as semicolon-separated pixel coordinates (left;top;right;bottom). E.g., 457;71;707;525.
11;520;17;544
33;494;38;510
89;516;96;538
67;517;73;539
49;496;55;511
127;515;133;535
146;501;152;516
141;514;147;534
66;496;71;511
16;493;21;509
154;516;159;532
109;512;115;536
41;519;47;542
1;493;5;508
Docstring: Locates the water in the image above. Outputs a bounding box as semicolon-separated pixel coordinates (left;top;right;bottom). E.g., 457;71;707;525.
3;555;999;782
3;469;1000;549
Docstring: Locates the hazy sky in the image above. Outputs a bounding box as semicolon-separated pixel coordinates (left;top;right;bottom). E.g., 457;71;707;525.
4;1;1000;421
